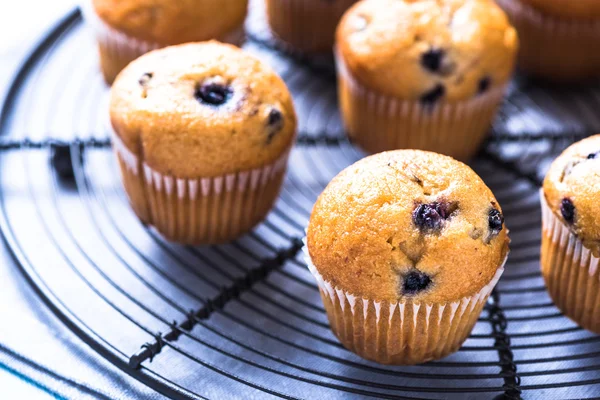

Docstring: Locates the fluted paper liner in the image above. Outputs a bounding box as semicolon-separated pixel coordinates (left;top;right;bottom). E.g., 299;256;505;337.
112;132;290;244
541;193;600;333
266;0;356;53
497;0;600;81
81;0;245;84
335;49;506;161
303;240;505;365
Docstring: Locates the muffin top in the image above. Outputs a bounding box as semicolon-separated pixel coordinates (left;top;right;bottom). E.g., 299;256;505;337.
336;0;518;103
307;150;509;304
516;0;600;20
543;135;600;253
92;0;248;45
110;42;296;178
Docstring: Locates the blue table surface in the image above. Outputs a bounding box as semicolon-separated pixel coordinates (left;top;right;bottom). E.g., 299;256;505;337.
0;2;166;398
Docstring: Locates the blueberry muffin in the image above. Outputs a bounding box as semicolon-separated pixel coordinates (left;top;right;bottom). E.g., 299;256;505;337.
109;42;297;244
497;0;600;81
266;0;357;54
335;0;518;160
306;150;509;364
83;0;248;84
542;135;600;333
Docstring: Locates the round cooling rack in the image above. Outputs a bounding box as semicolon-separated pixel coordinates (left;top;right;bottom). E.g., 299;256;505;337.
2;2;600;399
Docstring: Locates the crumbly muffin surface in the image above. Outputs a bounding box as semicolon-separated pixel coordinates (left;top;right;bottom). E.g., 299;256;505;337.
336;0;518;103
544;135;600;253
307;150;509;303
110;42;296;178
92;0;248;44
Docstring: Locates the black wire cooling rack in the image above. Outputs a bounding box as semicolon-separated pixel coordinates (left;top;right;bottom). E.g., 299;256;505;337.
2;2;600;399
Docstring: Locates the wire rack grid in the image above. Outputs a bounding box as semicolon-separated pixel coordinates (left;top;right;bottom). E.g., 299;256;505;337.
2;2;600;399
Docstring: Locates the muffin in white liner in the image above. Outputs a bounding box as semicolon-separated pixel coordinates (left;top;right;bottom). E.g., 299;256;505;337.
497;0;600;81
335;0;518;160
541;135;600;333
81;0;248;84
306;150;509;364
109;42;297;244
265;0;357;53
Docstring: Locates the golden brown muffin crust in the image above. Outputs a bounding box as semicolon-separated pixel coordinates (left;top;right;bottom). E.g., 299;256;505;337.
92;0;248;45
110;42;297;178
336;0;518;101
516;0;600;19
307;150;509;304
543;135;600;253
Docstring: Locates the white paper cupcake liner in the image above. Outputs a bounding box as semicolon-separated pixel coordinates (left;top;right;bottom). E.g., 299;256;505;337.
334;49;506;160
497;0;600;80
81;0;245;82
111;131;290;244
303;240;505;364
266;0;356;53
541;193;600;333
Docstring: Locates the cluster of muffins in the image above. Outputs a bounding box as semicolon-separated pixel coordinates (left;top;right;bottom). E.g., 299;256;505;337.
89;0;600;367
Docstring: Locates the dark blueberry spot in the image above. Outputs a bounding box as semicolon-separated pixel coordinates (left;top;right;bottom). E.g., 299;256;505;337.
266;108;284;144
488;208;504;236
421;48;444;73
403;270;432;295
478;76;491;95
138;72;153;86
561;198;576;225
420;84;445;107
50;143;84;182
195;82;232;106
413;202;453;232
587;151;599;159
268;108;283;127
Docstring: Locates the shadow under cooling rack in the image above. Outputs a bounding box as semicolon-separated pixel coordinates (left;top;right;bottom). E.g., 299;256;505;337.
2;3;600;400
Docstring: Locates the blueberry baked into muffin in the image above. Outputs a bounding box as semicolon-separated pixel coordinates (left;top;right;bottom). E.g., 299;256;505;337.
266;0;357;54
306;150;509;364
83;0;248;84
542;135;600;333
335;0;518;160
497;0;600;82
109;42;297;244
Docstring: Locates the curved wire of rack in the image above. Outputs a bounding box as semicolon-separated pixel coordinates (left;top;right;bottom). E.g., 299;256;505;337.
2;3;600;399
